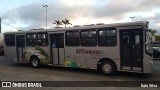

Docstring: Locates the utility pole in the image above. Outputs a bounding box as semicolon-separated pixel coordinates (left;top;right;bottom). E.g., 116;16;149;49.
42;5;48;29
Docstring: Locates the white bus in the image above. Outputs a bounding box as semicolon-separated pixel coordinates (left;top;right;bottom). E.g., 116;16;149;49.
3;21;153;75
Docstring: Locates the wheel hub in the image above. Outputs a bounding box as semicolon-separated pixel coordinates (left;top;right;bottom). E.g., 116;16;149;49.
32;59;38;66
103;64;111;73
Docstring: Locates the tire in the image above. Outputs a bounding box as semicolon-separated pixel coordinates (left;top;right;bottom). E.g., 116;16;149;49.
99;61;116;76
30;57;40;68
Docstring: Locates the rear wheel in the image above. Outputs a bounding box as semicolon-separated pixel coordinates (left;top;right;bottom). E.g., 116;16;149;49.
30;57;40;68
99;61;116;76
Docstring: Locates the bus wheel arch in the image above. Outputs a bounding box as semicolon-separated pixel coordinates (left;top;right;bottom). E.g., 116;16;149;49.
97;58;117;76
30;55;40;68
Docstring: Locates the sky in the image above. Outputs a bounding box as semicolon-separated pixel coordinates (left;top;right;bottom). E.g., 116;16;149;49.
0;0;160;33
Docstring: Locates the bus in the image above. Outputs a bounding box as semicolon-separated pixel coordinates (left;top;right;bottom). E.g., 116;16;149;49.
3;21;153;75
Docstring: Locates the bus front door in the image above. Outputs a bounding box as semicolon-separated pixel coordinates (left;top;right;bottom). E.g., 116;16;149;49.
120;29;143;72
16;35;25;62
50;34;64;65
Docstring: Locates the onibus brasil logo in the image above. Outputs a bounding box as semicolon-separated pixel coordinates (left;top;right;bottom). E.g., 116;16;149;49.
2;82;42;87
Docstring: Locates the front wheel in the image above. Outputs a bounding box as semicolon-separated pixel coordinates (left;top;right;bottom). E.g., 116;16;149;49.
30;57;40;68
99;61;117;76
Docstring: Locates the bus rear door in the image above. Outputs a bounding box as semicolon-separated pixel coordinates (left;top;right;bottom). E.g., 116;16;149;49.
16;35;25;62
50;34;64;65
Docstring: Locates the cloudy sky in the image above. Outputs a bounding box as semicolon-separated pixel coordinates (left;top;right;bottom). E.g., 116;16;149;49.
0;0;160;33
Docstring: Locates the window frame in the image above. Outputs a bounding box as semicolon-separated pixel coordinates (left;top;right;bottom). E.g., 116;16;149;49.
5;34;15;46
26;33;37;46
37;32;48;46
65;30;80;46
80;29;97;46
98;27;117;46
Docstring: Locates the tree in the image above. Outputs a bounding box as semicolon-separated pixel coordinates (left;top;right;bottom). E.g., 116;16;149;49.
150;29;157;36
53;20;62;27
155;35;160;42
150;29;160;42
62;18;72;28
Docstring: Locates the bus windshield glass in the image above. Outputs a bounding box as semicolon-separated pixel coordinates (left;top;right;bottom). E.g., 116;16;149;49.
145;30;153;56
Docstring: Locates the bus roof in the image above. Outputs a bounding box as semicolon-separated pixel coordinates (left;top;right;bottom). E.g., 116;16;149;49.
4;21;149;34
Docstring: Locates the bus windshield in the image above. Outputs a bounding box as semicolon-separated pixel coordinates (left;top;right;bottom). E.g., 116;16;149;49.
145;30;153;56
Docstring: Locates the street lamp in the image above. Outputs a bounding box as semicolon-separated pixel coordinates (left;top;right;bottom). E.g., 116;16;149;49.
42;5;48;29
130;17;135;22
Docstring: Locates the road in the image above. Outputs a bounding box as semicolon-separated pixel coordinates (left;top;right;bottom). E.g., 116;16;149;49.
0;56;160;90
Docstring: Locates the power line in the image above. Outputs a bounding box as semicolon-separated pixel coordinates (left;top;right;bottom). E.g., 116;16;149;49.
2;21;18;30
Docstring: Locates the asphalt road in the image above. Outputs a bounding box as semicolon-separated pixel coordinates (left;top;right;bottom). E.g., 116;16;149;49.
0;56;160;90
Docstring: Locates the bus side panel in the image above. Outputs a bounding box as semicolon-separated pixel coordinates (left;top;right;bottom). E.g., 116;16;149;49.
84;47;103;69
24;46;51;65
143;30;153;73
4;46;17;61
65;46;120;70
85;47;120;70
36;46;51;65
65;47;87;68
143;51;153;73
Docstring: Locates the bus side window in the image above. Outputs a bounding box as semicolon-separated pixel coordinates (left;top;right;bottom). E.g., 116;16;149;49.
37;33;48;46
98;28;117;46
5;34;15;46
26;33;37;46
81;30;97;46
65;31;80;46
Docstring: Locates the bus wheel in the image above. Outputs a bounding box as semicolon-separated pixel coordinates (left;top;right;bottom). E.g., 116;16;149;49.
30;57;40;68
99;61;116;76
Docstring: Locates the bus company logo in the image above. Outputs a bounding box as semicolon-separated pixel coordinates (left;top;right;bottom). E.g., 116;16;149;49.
2;82;11;87
76;49;102;54
1;82;42;88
